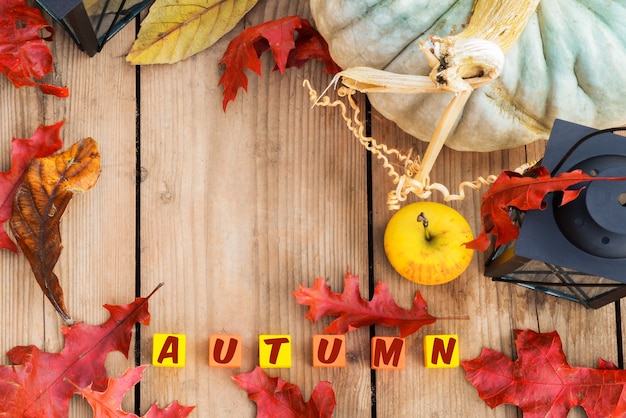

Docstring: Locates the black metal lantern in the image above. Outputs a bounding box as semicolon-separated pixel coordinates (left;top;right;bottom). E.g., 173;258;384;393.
485;119;626;308
35;0;153;56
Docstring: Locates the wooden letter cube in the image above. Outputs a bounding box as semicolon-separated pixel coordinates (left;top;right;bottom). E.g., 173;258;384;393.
209;335;242;368
259;334;291;368
313;335;346;368
371;337;405;370
153;333;186;367
424;334;459;368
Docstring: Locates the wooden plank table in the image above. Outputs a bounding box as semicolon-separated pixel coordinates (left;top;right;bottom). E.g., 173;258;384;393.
0;1;622;416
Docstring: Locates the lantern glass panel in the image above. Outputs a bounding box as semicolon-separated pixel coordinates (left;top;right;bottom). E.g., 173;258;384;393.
36;0;153;55
85;0;153;43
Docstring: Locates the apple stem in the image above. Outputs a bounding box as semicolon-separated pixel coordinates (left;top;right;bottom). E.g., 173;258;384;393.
417;212;431;241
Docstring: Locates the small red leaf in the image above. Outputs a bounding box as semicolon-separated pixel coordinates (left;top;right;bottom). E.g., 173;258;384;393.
293;270;437;338
74;366;195;418
233;366;335;418
466;166;626;251
219;16;340;110
0;0;69;97
462;329;626;418
0;121;64;253
73;366;147;417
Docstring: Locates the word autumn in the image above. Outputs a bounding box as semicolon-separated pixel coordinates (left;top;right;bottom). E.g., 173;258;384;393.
152;333;460;370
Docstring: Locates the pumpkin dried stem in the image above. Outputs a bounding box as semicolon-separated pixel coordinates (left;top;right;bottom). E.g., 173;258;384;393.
303;80;540;209
461;0;541;53
328;0;540;190
416;88;472;184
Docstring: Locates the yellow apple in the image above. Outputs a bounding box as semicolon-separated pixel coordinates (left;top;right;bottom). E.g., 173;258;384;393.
384;202;474;285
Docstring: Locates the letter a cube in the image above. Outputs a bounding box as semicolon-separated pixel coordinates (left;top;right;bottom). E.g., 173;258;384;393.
259;335;292;368
153;334;186;367
424;334;459;368
209;335;242;368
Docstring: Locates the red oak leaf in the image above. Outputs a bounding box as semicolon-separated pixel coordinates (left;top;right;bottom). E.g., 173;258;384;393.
233;366;336;418
73;366;195;418
0;121;64;253
219;15;340;110
0;0;69;97
462;329;626;418
0;285;163;417
293;271;437;338
466;166;626;251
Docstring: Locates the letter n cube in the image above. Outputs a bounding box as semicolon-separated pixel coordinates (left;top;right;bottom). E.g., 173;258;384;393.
424;334;459;368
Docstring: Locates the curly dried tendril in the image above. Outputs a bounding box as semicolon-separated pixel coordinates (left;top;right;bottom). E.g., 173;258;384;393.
304;79;533;210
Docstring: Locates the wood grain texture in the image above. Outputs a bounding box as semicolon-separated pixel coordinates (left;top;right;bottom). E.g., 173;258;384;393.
0;14;138;418
138;2;371;416
1;1;624;417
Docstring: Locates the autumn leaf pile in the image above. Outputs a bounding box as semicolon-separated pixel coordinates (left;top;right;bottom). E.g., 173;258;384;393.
0;286;193;417
0;2;196;416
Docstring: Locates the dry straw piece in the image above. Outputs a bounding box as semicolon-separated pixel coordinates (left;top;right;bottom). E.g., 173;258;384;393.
304;81;535;210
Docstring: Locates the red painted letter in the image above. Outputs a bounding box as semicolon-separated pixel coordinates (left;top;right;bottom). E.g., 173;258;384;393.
317;337;343;365
157;336;179;364
213;337;238;364
264;337;290;364
431;337;456;365
372;337;405;369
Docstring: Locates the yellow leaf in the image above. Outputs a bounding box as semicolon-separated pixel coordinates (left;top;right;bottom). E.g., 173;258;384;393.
126;0;259;65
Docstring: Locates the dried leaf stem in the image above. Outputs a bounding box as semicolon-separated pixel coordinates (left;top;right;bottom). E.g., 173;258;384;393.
305;80;534;210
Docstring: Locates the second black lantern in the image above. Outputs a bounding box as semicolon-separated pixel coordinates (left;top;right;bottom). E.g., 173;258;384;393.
484;119;626;308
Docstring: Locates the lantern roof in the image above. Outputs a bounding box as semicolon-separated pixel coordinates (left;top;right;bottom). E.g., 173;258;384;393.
37;0;80;19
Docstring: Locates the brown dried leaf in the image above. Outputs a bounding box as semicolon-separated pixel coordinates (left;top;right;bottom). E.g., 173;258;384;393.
10;138;101;323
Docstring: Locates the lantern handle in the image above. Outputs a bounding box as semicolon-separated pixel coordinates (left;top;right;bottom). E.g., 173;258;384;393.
551;127;626;175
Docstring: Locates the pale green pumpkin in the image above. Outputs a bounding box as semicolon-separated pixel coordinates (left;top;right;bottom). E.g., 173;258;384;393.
310;0;626;152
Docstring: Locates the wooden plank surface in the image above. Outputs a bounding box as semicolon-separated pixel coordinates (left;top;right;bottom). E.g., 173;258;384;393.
0;15;138;418
138;2;372;416
0;0;623;417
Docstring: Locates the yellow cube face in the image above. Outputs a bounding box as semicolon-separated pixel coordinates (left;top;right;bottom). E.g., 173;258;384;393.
153;334;186;367
259;335;291;368
424;334;459;368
